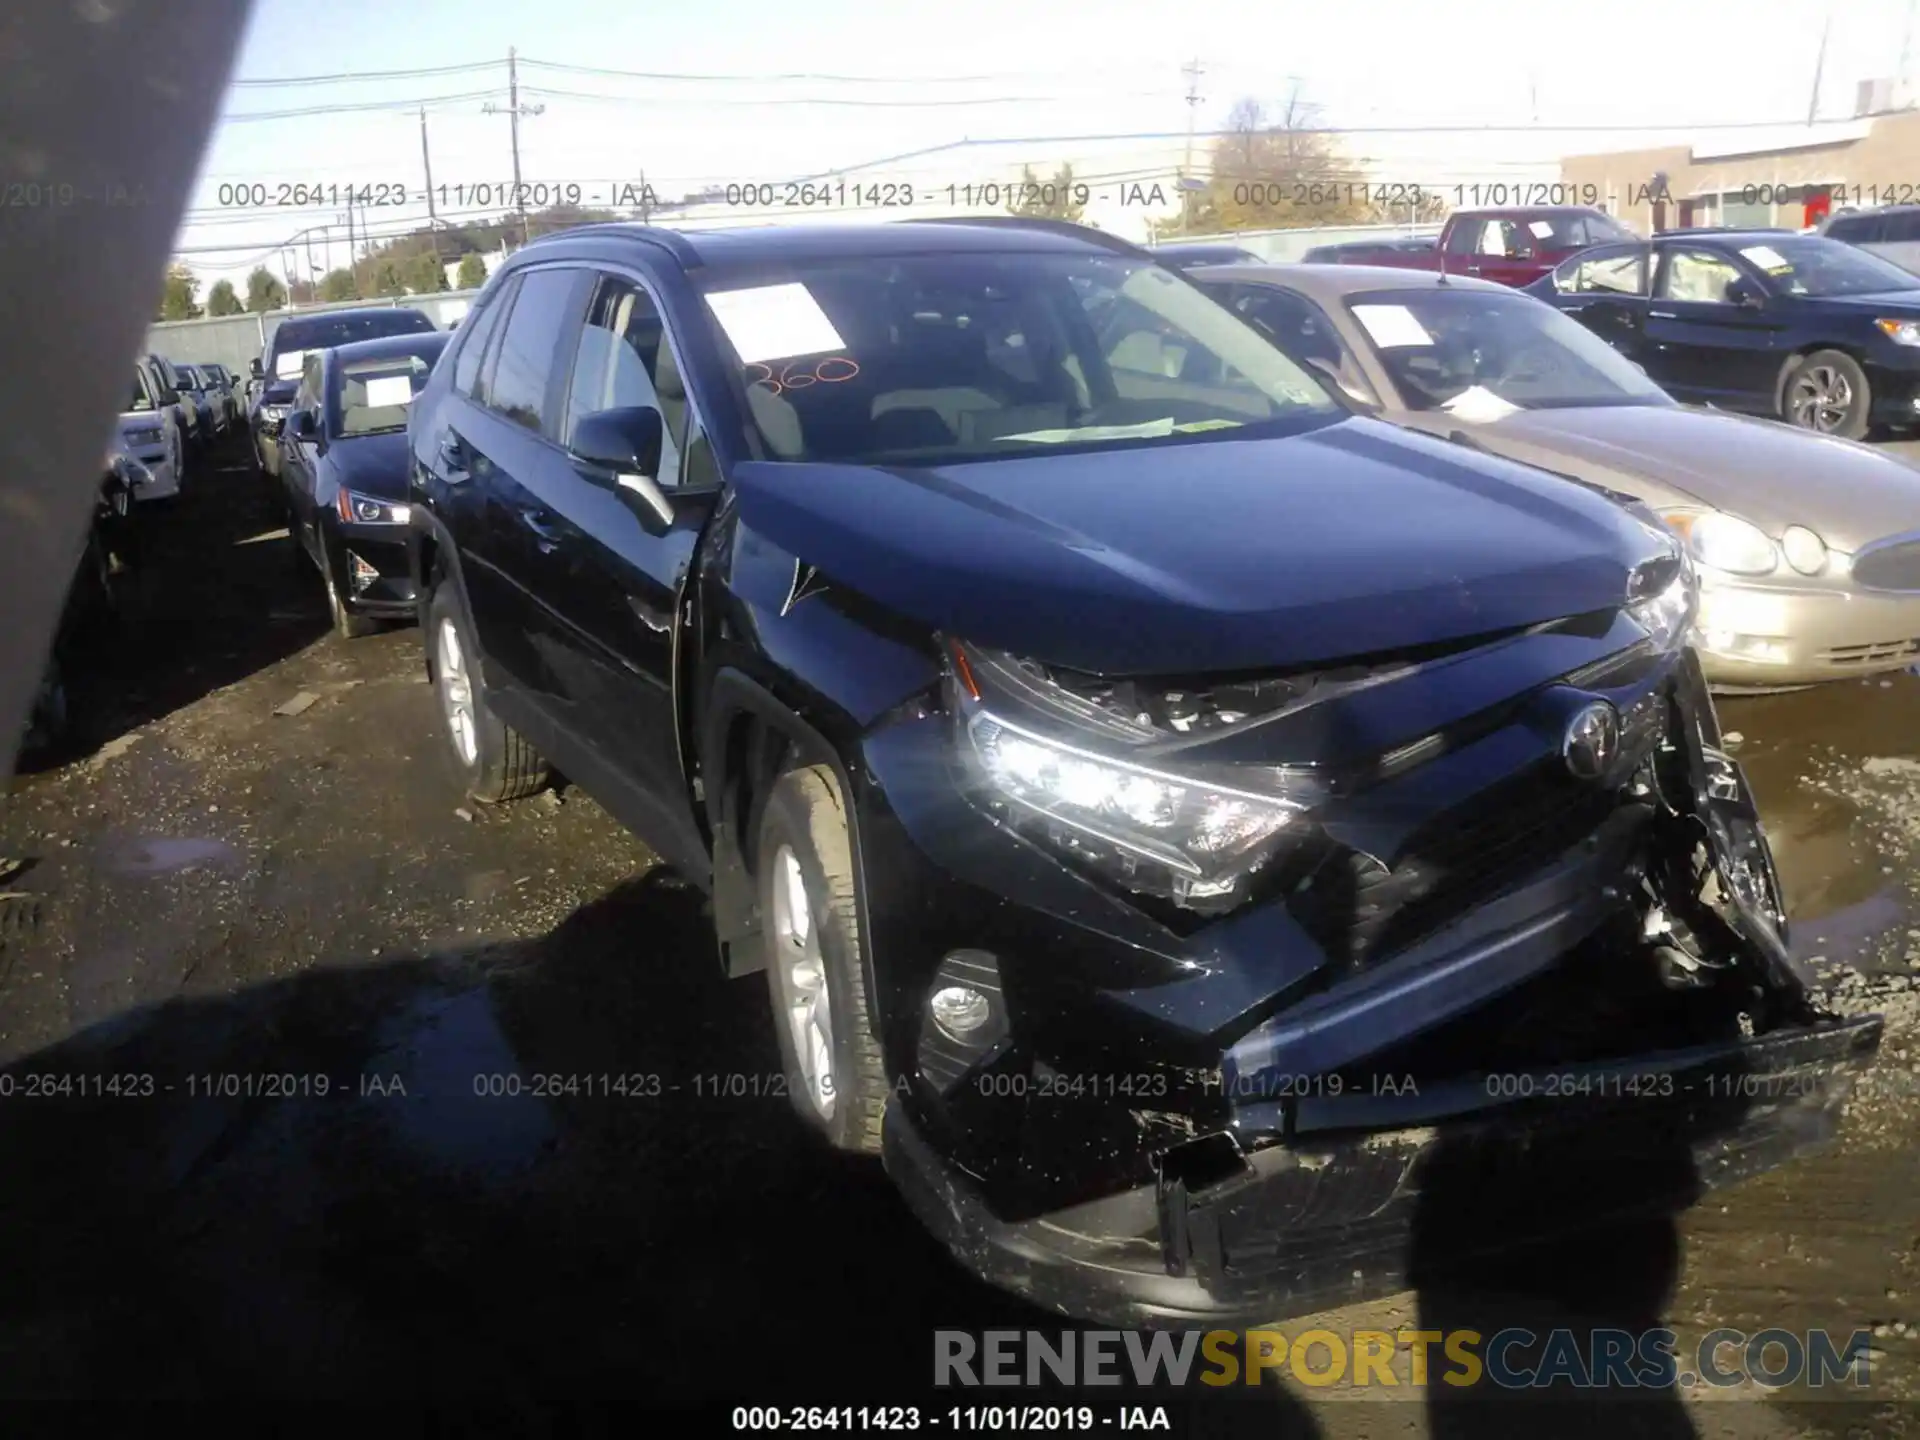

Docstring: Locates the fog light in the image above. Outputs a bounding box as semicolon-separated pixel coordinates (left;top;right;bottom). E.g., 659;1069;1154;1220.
1698;628;1791;664
930;985;991;1042
349;551;379;595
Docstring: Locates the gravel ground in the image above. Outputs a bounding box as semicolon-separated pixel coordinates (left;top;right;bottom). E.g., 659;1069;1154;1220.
1;447;1917;1433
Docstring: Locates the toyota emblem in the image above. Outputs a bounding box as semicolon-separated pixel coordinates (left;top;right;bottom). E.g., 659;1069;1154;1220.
1562;700;1621;781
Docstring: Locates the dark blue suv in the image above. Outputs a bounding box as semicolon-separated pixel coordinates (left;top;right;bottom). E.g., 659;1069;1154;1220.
405;218;1879;1326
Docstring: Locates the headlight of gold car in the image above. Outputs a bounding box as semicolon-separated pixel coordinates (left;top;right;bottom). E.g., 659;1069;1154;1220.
1662;509;1778;577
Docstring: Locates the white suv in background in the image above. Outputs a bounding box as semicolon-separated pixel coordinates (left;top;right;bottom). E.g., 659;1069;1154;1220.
1824;205;1920;276
118;363;182;500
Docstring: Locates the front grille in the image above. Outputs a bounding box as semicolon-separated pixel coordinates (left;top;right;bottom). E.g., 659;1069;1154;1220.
1294;767;1624;966
1851;539;1920;594
1817;635;1920;665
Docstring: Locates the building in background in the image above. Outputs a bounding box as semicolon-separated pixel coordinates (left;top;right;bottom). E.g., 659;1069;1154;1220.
1561;83;1920;233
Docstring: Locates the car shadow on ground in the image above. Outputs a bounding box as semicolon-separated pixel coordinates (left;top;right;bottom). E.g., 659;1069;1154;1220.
17;443;330;773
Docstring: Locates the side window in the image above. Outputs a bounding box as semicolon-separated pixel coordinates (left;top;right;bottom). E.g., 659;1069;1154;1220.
295;355;322;413
1824;214;1873;242
1228;287;1377;407
1567;246;1648;296
1657;248;1745;303
684;420;722;488
1885;212;1920;243
453;278;513;401
1443;221;1482;256
485;268;581;434
562;276;692;483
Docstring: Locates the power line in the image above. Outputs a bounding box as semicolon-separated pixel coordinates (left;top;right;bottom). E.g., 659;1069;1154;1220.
222;89;506;122
515;84;1162;109
515;57;1171;84
229;59;506;88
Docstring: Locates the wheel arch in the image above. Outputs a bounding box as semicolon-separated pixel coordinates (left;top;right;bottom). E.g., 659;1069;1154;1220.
699;671;879;1040
1773;342;1870;416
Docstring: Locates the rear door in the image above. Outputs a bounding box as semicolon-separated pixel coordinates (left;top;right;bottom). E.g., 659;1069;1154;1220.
1644;245;1790;408
1458;217;1536;287
432;267;591;695
518;269;718;865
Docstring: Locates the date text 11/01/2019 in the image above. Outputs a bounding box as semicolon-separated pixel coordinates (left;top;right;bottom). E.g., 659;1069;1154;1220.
207;179;1607;213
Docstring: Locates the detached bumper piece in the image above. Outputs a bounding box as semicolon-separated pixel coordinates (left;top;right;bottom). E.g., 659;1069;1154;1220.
884;1013;1880;1328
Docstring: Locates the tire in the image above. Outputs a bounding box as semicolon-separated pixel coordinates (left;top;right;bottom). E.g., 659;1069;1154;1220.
322;545;380;639
756;764;887;1155
1781;350;1871;439
424;580;547;804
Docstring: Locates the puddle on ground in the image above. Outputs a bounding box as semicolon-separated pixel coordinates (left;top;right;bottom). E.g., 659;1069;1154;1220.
366;985;554;1175
94;835;239;877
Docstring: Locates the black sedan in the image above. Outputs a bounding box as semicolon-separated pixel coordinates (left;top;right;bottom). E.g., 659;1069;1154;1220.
1525;230;1920;438
278;331;449;637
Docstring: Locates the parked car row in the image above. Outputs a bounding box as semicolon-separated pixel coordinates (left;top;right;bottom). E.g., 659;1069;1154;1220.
214;216;1878;1328
118;351;246;501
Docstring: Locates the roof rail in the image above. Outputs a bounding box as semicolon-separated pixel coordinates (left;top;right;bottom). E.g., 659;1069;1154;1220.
904;214;1149;258
520;222;703;267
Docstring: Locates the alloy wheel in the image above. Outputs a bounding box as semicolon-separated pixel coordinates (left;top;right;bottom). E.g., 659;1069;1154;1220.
1785;365;1853;432
435;618;478;767
769;843;836;1121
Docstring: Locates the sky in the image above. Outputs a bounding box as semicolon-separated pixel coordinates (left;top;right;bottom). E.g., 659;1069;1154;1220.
178;0;1920;291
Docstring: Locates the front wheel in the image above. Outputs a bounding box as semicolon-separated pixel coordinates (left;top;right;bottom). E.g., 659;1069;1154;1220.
757;765;888;1155
424;581;548;804
1782;350;1871;439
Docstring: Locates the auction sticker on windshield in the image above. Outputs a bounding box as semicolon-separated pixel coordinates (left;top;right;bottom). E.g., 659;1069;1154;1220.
274;350;308;379
1740;245;1792;274
1528;219;1556;239
1352;304;1434;348
705;283;846;364
363;376;413;408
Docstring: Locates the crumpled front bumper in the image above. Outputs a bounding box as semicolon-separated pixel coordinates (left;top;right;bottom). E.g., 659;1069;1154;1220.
884;1011;1881;1328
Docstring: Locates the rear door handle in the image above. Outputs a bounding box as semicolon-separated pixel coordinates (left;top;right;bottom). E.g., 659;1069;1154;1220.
519;508;565;553
438;435;470;483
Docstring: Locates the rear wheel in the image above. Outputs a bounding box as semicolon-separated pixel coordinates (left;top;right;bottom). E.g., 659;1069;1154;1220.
757;765;888;1155
1781;350;1871;439
424;581;547;803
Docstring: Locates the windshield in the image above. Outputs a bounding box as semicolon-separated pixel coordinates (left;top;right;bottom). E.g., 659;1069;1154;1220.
1737;237;1920;297
1528;211;1636;248
701;253;1338;466
331;350;438;437
178;366;201;388
1346;288;1674;413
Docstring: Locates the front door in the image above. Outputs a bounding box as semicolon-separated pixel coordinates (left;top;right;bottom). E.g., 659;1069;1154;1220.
1550;243;1651;363
1643;246;1788;409
522;270;715;864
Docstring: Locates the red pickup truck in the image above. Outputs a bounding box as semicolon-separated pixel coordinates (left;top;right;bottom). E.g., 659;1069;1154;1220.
1339;205;1639;287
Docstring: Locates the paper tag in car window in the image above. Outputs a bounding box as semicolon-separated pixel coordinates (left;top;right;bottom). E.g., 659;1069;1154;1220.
1739;245;1792;273
1352;304;1434;348
363;376;414;408
1528;219;1556;239
1441;385;1521;423
274;349;308;379
704;283;846;364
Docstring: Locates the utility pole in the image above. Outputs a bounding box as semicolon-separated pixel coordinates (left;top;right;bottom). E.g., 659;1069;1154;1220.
483;47;545;247
420;107;441;258
1179;57;1204;231
1899;0;1918;108
1806;7;1832;125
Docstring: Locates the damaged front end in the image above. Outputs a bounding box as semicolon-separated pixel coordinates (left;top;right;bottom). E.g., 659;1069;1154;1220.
873;566;1881;1328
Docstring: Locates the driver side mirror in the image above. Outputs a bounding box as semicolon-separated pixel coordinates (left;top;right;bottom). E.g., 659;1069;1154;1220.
250;357;263;378
1725;277;1763;309
569;406;673;529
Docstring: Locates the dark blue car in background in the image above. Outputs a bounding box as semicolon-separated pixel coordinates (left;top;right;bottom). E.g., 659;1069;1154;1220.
250;305;438;480
399;217;1879;1325
1527;231;1920;438
278;330;451;638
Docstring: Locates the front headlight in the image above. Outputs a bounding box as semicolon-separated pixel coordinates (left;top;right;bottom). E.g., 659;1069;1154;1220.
1627;554;1698;651
1663;509;1778;577
1876;318;1920;347
336;489;409;525
949;643;1321;914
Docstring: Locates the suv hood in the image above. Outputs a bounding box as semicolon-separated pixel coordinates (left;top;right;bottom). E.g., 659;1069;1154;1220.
1462;404;1920;553
728;418;1664;676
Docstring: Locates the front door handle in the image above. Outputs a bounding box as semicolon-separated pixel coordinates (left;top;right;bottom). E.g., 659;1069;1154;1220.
519;508;565;553
438;435;470;483
1649;310;1678;319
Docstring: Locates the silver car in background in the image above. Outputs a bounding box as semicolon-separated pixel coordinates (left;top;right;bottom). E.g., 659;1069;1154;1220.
1823;206;1920;277
1192;262;1920;691
119;363;182;500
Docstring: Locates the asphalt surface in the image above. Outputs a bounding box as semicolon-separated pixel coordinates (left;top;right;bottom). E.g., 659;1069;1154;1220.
1;439;1918;1433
